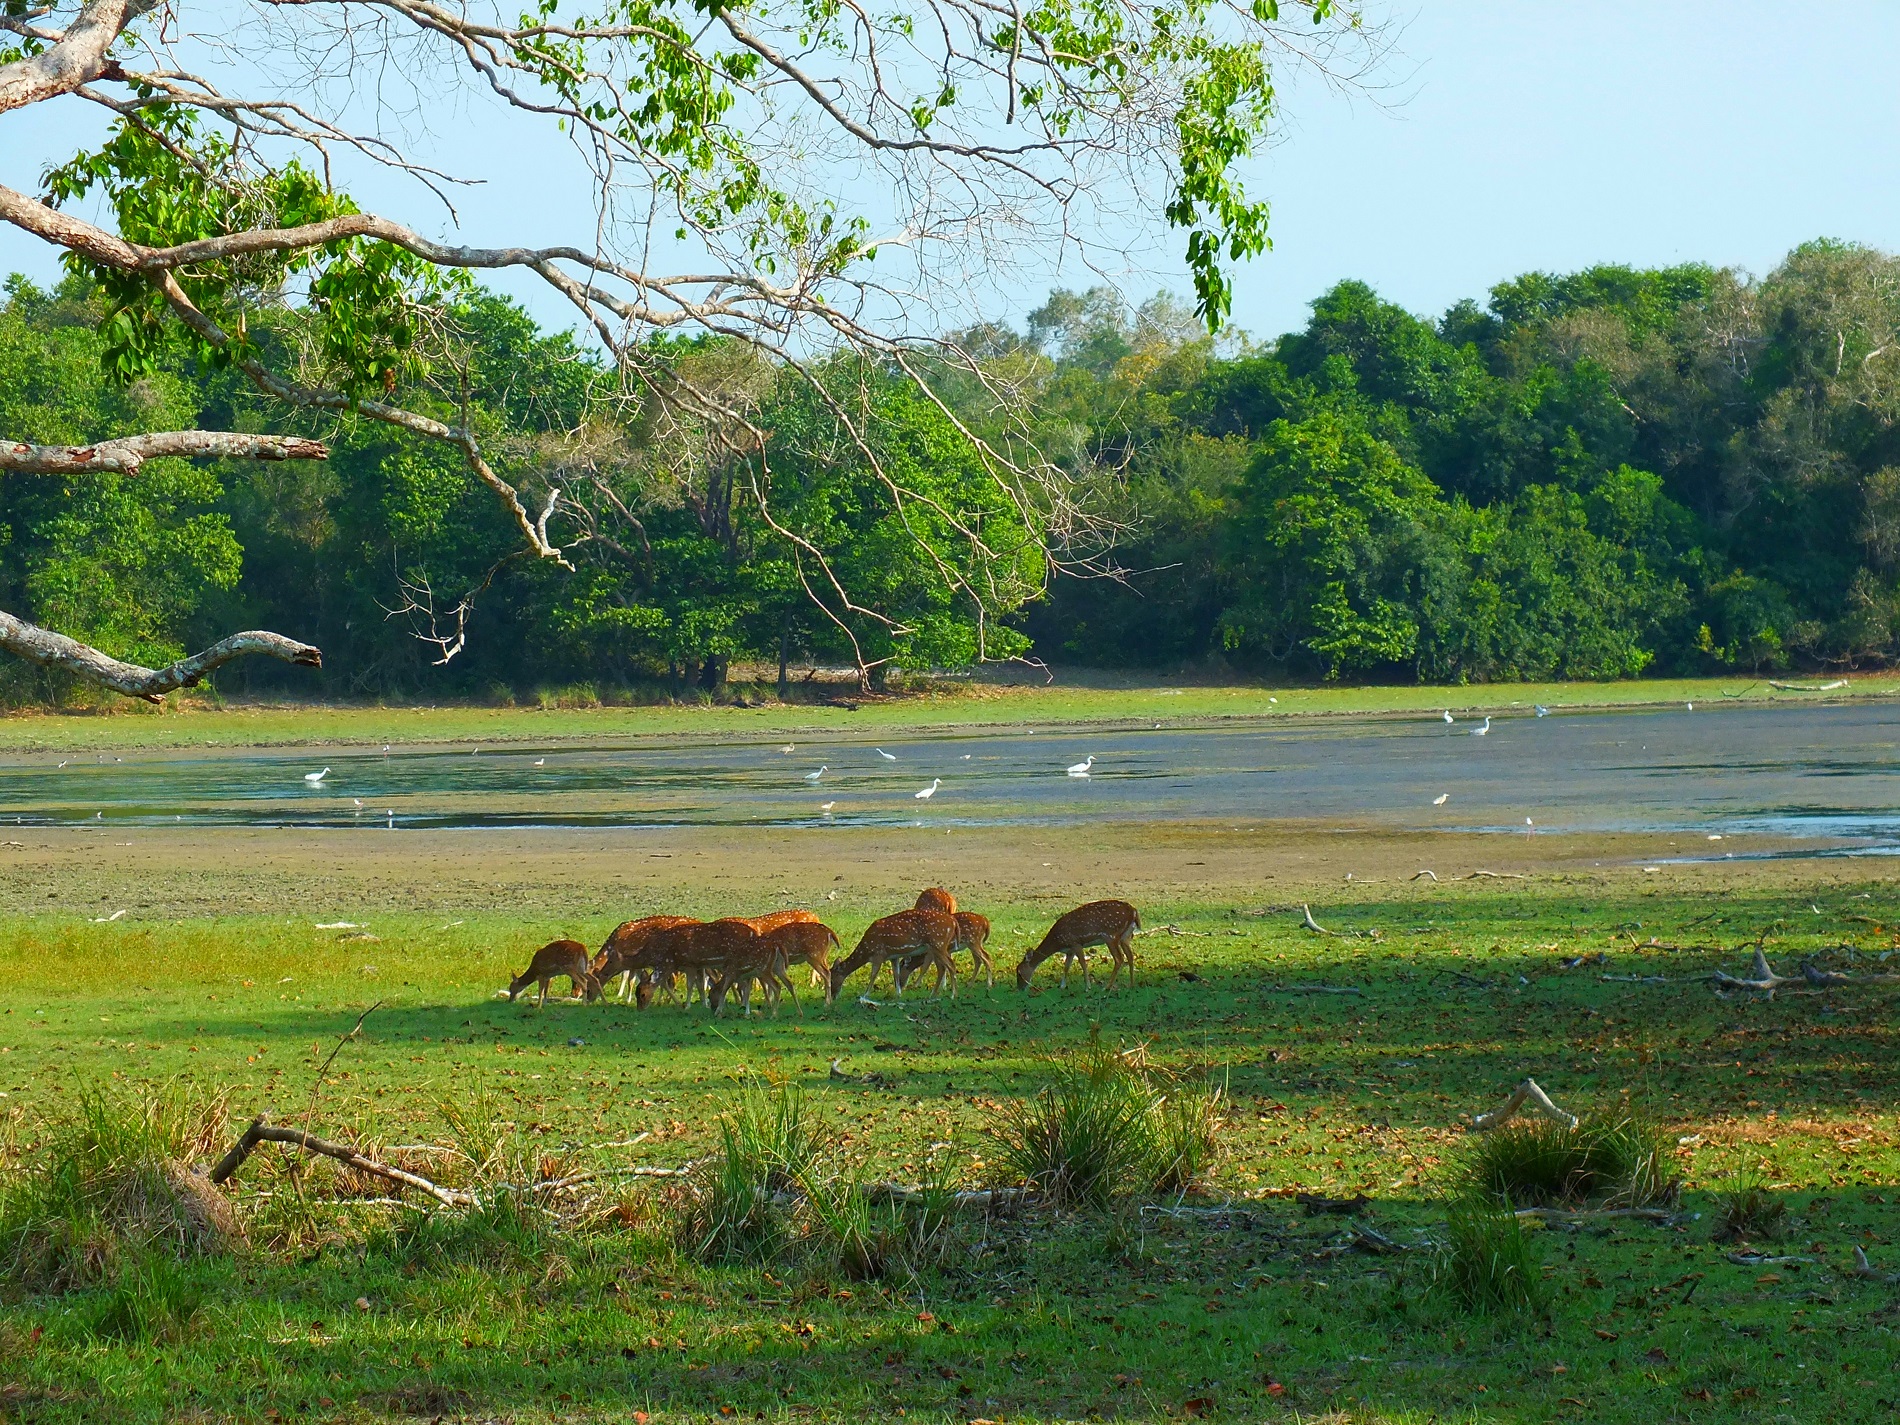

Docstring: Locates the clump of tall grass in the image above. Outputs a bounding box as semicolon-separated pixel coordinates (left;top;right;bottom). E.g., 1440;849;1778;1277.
1430;1196;1547;1316
1712;1167;1786;1243
1462;1107;1677;1210
0;1083;234;1294
676;1082;826;1264
987;1041;1226;1206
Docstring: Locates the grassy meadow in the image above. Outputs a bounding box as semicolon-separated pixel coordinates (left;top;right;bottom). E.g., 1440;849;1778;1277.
0;864;1896;1423
0;671;1885;752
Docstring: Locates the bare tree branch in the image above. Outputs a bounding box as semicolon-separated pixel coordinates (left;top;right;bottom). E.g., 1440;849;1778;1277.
0;610;321;702
1;431;327;475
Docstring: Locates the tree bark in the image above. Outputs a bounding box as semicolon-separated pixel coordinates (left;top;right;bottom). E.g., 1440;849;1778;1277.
1;431;327;476
777;618;790;701
0;609;320;702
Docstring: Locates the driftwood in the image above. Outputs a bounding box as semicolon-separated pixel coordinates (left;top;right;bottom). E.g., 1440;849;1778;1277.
1460;870;1528;881
1410;870;1439;882
210;1114;476;1207
1470;1078;1579;1132
1769;679;1847;692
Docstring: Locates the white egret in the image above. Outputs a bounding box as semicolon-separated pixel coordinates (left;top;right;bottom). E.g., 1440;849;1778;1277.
804;766;827;782
382;745;390;757
820;801;836;813
1432;793;1450;806
56;761;66;769
1442;710;1454;724
533;758;546;766
960;754;972;760
1067;755;1095;776
780;744;795;753
876;748;897;761
304;767;331;783
1469;717;1491;737
353;799;364;809
914;779;942;800
1525;817;1534;835
1535;705;1551;717
1686;701;1694;712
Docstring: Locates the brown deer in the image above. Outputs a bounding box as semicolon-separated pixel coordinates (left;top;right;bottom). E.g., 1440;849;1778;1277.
758;920;840;1002
707;941;798;1017
1015;900;1141;990
593;915;699;1001
508;940;601;1007
739;909;826;988
895;909;993;993
633;918;762;1008
829;908;959;1000
914;886;957;915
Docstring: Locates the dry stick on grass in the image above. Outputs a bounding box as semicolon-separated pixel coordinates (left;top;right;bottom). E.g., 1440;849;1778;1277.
210;1115;477;1208
1769;679;1848;692
1299;904;1339;936
1854;1246;1900;1284
1515;1206;1673;1223
1265;984;1365;997
1470;1078;1579;1132
1410;870;1439;882
1461;870;1529;881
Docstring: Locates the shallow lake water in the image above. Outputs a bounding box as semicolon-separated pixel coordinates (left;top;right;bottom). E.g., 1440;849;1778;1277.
1;701;1898;856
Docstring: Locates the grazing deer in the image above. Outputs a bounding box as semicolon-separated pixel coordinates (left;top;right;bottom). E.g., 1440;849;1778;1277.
1015;900;1141;990
739;909;826;987
829;908;959;1000
508;940;601;1007
633;918;762;1009
914;886;957;915
895;909;994;993
708;942;798;1017
758;920;840;1002
593;915;699;1001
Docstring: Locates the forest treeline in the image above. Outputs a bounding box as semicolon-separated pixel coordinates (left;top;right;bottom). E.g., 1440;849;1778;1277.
6;238;1900;699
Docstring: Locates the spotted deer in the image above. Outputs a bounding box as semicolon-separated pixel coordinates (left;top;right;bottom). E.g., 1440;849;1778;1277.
707;941;798;1017
593;915;699;1001
1014;900;1141;990
895;909;993;993
740;909;827;987
914;887;957;915
758;920;840;1002
508;939;601;1007
829;908;959;1000
633;918;762;1008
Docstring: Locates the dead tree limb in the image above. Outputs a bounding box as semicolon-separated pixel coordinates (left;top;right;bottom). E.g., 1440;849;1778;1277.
1265;983;1364;997
1713;948;1798;992
209;1114;476;1207
1854;1245;1900;1284
1;431;326;474
1410;870;1438;882
1470;1078;1579;1133
1460;870;1529;881
1299;904;1339;936
1769;679;1847;692
1514;1206;1672;1223
0;610;319;702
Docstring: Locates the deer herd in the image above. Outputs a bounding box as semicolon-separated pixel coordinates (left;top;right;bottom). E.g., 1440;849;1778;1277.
505;892;1142;1015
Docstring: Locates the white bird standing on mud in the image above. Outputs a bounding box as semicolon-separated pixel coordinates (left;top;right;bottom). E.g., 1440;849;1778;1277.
1442;710;1454;724
304;767;330;783
914;779;941;800
876;748;897;761
1067;755;1095;777
1433;793;1450;806
1469;717;1491;737
804;766;827;782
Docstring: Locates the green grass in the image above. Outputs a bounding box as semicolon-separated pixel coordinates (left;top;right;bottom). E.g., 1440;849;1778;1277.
0;670;1889;751
0;879;1896;1421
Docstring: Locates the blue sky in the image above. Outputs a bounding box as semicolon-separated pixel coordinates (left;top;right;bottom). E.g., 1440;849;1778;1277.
5;1;1899;342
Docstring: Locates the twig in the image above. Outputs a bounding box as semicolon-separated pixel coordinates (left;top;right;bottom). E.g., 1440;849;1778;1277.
1853;1245;1900;1284
1470;1078;1578;1132
306;1001;382;1125
1726;1251;1818;1267
1410;870;1439;882
1460;870;1528;881
1265;984;1364;997
1514;1207;1673;1222
210;1114;476;1207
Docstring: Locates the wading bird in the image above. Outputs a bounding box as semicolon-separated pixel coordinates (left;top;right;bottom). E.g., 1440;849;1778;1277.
1442;710;1454;724
820;802;835;814
1433;793;1450;806
915;779;942;800
1535;705;1550;717
804;766;827;782
304;767;330;783
1067;755;1095;776
1470;717;1491;737
876;748;897;760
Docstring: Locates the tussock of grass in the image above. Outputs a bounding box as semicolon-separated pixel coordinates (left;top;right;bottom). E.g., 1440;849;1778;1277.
987;1040;1227;1205
1713;1169;1787;1243
1431;1197;1547;1315
0;1085;235;1294
1462;1107;1677;1210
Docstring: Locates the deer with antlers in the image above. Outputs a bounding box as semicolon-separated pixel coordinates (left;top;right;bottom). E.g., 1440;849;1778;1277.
829;908;959;1000
508;940;601;1007
1015;900;1141;990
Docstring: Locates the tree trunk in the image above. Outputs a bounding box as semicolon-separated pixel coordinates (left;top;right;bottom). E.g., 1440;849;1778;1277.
777;618;790;701
700;654;728;696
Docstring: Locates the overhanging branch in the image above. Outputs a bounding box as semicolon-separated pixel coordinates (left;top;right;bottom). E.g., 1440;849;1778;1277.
1;431;328;475
0;610;321;702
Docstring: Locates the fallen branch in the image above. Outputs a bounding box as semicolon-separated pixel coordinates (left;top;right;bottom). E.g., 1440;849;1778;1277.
1726;1251;1817;1267
863;1183;1033;1210
0;609;320;702
210;1114;476;1207
1265;983;1364;997
1299;904;1339;936
1460;870;1528;881
1712;948;1795;992
1;430;327;475
1853;1245;1900;1284
1297;1192;1371;1215
1410;870;1439;882
1769;679;1847;692
1470;1078;1579;1133
1602;974;1674;984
